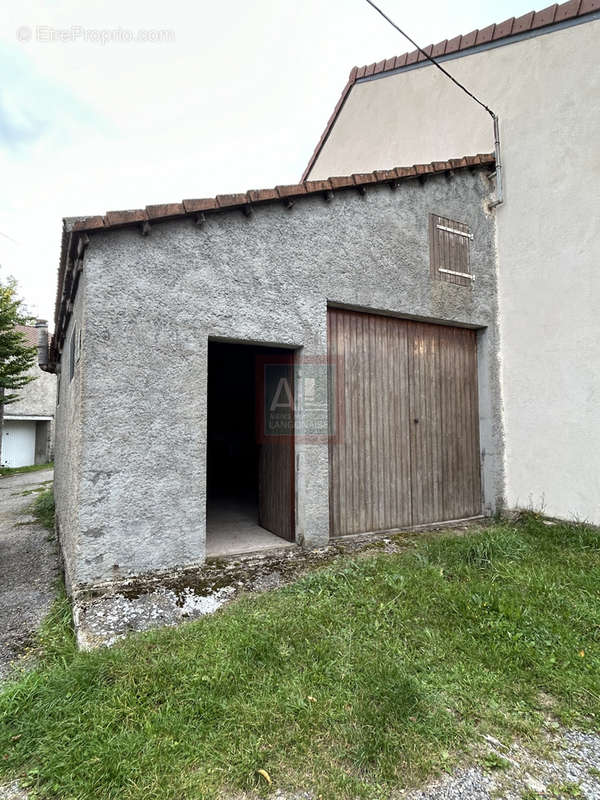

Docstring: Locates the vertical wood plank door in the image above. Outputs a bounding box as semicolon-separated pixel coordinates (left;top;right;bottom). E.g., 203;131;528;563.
328;308;481;536
258;357;295;541
258;439;294;540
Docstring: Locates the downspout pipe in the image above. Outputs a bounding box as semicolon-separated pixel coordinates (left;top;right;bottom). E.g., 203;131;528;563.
488;114;504;208
36;319;54;373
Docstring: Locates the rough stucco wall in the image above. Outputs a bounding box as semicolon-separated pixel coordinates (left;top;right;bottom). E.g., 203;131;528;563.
54;272;87;593
308;18;600;524
61;169;502;589
7;365;56;419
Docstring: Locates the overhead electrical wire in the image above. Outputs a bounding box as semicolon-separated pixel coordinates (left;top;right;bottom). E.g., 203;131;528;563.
363;0;496;118
363;0;504;205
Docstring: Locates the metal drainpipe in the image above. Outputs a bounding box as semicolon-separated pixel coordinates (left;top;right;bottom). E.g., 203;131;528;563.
488;114;504;208
35;319;54;373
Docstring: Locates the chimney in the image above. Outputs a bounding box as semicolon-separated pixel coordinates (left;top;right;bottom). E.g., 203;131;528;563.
35;319;49;370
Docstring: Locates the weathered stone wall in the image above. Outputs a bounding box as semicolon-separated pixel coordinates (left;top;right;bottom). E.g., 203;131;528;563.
56;168;503;590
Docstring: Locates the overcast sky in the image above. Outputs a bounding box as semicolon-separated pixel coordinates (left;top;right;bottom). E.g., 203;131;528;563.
2;0;535;325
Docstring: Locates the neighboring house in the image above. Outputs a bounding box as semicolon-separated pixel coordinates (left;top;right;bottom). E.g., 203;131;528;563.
303;0;600;525
42;155;502;593
2;323;56;468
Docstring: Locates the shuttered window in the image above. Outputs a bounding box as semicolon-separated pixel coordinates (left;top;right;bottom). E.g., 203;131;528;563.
429;214;473;286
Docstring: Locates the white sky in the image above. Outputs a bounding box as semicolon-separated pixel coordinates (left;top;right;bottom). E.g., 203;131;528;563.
1;0;535;325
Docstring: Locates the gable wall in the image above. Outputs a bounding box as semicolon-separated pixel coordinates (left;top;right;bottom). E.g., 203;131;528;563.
57;170;502;590
308;17;600;524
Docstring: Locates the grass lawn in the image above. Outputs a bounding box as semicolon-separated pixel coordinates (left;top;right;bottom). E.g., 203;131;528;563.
0;514;599;799
0;461;53;478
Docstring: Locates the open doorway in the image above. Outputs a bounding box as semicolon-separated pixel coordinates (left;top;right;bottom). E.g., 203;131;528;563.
206;341;296;557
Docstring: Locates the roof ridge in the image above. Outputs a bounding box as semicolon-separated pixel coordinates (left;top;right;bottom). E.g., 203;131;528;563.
301;0;598;180
352;0;598;78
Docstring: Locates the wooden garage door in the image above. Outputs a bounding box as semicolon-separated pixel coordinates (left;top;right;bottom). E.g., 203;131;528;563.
328;308;481;535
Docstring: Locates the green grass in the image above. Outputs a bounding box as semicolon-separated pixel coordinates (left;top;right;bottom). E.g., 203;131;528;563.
29;488;55;531
0;514;599;799
0;461;53;478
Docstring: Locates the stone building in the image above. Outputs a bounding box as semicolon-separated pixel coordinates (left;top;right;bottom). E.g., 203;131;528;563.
2;323;55;468
42;154;503;594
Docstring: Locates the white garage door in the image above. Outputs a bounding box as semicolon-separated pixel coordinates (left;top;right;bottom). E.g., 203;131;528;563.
2;420;36;468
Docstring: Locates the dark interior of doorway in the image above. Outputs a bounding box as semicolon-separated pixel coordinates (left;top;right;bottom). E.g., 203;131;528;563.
206;341;295;556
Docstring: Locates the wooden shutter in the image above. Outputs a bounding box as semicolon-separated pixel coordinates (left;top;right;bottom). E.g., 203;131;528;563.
429;214;473;286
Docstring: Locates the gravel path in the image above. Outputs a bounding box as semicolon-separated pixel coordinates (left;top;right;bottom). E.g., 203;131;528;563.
0;469;57;680
399;729;600;799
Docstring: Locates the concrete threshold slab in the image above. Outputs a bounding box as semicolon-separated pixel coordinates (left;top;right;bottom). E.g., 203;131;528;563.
73;516;490;650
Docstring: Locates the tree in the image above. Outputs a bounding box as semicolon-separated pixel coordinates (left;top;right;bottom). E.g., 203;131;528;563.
0;275;38;464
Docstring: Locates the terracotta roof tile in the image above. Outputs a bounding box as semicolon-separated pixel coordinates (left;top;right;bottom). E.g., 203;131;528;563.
531;4;558;26
446;35;463;53
431;40;448;57
461;29;479;48
395;165;418;178
303;179;333;192
301;0;597;180
513;10;535;32
247;188;279;202
276;183;307;197
145;203;185;220
351;171;379;183
216;193;249;208
476;24;496;44
417;44;434;62
493;17;516;38
15;325;39;348
72;216;105;231
328;175;356;189
105;209;148;226
182;198;218;213
554;0;582;20
374;168;399;181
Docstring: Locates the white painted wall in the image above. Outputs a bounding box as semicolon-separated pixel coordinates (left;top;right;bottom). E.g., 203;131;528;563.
309;18;600;524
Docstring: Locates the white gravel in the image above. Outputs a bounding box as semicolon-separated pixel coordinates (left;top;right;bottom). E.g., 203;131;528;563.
399;729;600;799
